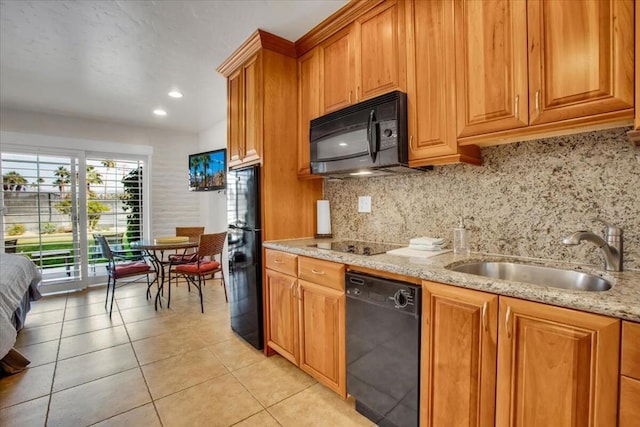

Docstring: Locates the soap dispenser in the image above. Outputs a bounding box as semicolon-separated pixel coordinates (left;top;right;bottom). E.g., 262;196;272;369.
453;218;471;255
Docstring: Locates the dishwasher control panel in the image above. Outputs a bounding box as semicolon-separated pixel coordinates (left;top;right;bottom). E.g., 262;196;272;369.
346;271;421;316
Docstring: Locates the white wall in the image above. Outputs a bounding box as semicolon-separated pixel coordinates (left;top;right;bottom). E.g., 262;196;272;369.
197;119;227;233
0;108;200;238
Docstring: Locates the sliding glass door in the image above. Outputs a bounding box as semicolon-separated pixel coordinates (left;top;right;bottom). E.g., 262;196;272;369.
2;148;146;294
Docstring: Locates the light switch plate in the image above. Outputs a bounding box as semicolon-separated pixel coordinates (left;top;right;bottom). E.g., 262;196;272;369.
358;196;372;213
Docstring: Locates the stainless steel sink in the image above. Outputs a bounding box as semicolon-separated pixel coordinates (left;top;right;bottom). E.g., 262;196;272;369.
447;262;612;291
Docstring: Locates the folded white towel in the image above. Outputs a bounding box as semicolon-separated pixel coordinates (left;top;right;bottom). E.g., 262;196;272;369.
409;243;445;251
409;236;445;246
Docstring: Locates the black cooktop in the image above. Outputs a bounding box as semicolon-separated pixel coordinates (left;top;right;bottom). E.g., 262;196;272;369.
312;240;401;256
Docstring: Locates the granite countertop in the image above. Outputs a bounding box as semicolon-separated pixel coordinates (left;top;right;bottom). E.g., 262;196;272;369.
263;238;640;323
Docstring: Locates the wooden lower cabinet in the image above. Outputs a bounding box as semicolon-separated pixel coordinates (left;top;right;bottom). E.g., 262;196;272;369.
496;296;620;427
265;269;298;364
619;376;640;427
298;279;345;396
421;284;621;426
421;281;498;427
264;252;346;397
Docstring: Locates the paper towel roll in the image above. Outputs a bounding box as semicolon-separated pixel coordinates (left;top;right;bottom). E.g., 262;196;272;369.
317;200;332;236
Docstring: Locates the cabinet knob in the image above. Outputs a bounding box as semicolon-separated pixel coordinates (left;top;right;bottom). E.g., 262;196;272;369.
514;95;520;120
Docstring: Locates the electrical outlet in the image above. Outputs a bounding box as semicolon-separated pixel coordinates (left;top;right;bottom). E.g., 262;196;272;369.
358;196;372;213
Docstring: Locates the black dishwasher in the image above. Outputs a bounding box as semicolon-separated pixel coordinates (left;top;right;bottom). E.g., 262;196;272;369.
346;271;421;427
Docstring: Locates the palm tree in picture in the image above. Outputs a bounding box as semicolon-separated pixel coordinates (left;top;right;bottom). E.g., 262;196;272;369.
101;160;116;197
201;154;211;187
190;155;204;188
53;166;70;194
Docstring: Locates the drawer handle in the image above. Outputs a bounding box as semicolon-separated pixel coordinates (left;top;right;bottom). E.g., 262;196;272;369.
505;306;512;339
273;259;284;264
311;268;325;275
482;302;488;331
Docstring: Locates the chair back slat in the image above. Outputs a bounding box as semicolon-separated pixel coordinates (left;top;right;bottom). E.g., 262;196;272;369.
94;234;114;260
176;226;205;243
197;232;227;260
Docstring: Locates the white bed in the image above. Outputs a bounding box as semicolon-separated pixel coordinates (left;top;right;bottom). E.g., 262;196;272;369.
0;253;42;363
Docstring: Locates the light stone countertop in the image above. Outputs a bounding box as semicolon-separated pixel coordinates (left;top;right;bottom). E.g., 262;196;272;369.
263;238;640;323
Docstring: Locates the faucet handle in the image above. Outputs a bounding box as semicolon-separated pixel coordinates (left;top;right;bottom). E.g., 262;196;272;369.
593;218;622;237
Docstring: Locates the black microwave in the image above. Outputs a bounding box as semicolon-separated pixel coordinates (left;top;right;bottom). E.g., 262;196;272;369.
310;91;412;177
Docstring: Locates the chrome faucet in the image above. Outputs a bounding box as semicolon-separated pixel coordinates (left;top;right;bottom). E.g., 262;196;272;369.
562;223;623;271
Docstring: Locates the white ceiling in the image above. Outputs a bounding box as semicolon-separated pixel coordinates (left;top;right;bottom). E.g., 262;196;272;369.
0;0;348;133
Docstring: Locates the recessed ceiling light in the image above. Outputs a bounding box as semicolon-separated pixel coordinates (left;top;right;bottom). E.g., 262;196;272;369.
338;142;348;147
168;90;183;98
153;109;167;116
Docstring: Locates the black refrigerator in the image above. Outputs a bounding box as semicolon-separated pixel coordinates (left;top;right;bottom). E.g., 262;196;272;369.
227;165;263;349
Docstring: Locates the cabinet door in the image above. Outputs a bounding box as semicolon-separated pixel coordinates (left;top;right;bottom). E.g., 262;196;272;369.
265;269;298;365
321;27;355;113
297;48;321;177
496;297;620;426
356;0;403;101
405;0;457;160
619;376;640;427
421;282;498;427
527;0;634;125
454;0;528;137
242;53;262;165
297;279;345;397
227;68;244;168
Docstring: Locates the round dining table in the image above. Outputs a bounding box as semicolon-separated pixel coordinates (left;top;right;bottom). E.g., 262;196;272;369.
131;239;199;310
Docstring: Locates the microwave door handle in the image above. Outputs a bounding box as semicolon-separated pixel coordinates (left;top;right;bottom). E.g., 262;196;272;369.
367;110;377;163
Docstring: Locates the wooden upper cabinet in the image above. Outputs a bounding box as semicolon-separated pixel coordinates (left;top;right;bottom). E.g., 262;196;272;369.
421;282;498;427
321;27;355;113
241;54;262;165
297;48;321;178
496;297;620;427
356;1;404;101
527;0;634;125
320;0;404;114
227;68;244;168
454;0;529;138
405;0;481;165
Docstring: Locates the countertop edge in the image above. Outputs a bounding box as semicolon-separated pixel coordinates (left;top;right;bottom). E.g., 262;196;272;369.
263;240;640;323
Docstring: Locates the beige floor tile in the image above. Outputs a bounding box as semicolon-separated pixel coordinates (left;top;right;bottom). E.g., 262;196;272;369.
65;287;108;307
268;383;372;427
119;304;171;324
208;336;265;372
0;363;55;409
61;312;123;337
155;373;263;427
125;314;188;342
132;329;206;365
53;343;138;391
15;340;59;367
94;403;161;427
64;301;114;321
233;410;281;427
14;322;62;347
0;395;49;427
23;308;65;328
115;293;155;310
47;368;151;427
233;355;316;407
192;321;236;345
142;347;228;399
28;295;67;314
58;325;129;360
114;282;154;300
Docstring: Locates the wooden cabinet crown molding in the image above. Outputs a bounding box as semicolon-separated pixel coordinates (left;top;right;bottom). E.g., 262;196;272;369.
295;0;385;57
217;29;296;77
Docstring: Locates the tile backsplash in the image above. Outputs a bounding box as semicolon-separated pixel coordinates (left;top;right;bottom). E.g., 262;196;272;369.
324;127;640;271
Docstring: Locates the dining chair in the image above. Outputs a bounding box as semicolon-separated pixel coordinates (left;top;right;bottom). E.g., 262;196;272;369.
168;226;205;264
95;234;153;317
170;232;227;313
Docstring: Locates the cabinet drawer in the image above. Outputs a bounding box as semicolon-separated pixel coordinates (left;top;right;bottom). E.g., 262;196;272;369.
298;256;345;291
265;249;297;276
622;321;640;379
